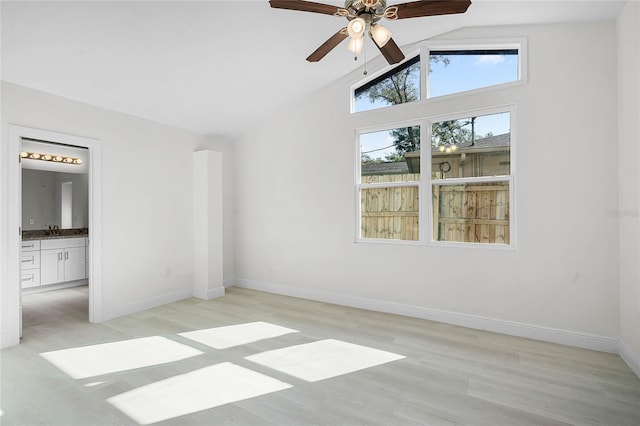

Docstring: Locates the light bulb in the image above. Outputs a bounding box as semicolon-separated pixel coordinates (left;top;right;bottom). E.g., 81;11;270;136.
370;24;392;47
347;17;366;38
347;36;364;55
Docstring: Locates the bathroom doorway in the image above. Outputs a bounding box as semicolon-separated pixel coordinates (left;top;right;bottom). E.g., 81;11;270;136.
20;139;90;333
6;125;103;347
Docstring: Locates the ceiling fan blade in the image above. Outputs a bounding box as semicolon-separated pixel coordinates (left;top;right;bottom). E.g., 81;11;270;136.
306;28;349;62
390;0;471;20
269;0;342;16
373;37;405;65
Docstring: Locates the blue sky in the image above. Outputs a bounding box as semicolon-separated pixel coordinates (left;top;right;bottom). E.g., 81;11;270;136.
429;52;518;98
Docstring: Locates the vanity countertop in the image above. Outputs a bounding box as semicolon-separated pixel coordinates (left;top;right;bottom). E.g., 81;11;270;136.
22;229;89;241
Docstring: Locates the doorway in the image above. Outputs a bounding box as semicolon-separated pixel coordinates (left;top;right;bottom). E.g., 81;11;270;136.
6;125;103;348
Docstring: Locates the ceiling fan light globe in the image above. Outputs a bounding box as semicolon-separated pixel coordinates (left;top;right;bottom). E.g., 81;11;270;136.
347;17;366;38
347;36;364;54
370;23;392;47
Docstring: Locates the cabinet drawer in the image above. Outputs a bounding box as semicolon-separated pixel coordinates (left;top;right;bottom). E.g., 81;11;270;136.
41;238;86;250
21;240;40;251
21;251;41;270
21;270;41;289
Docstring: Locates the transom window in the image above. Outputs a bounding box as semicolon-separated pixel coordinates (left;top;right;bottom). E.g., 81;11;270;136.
428;49;519;98
353;56;420;113
351;39;525;113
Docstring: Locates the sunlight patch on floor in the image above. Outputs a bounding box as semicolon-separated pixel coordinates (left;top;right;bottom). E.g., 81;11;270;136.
245;339;405;382
107;362;293;424
40;336;203;379
178;321;299;349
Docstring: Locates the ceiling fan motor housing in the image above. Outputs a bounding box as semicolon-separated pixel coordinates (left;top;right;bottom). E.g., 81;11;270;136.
344;0;387;23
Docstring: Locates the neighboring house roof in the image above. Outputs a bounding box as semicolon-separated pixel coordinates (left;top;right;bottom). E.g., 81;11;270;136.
361;160;410;176
362;133;510;176
456;133;511;150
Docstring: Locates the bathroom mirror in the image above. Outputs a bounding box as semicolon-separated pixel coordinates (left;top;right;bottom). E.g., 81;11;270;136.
22;170;88;230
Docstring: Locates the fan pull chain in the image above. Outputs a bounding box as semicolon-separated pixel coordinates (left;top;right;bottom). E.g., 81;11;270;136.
363;40;368;75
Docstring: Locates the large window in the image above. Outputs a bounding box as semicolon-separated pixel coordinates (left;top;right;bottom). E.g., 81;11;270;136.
356;110;513;246
354;39;523;248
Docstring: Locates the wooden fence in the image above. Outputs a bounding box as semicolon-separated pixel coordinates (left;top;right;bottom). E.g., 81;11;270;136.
361;185;420;241
434;182;510;244
360;173;419;241
360;177;509;244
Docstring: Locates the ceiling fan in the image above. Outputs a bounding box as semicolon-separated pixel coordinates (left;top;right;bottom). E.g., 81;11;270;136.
269;0;472;65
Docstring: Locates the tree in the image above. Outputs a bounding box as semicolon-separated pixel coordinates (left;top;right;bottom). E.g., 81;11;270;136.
355;55;473;157
357;61;420;106
431;120;472;148
389;126;420;154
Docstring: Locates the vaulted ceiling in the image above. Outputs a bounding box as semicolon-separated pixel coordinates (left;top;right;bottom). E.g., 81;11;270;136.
1;1;625;139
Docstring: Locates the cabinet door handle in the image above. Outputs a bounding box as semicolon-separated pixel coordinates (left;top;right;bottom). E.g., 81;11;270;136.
22;258;33;263
21;276;34;282
65;251;69;260
58;252;62;261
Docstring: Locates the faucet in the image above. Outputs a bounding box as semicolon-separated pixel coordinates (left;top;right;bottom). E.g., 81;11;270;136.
48;225;60;236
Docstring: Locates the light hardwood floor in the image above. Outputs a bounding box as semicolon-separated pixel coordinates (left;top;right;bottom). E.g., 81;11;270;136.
2;286;639;425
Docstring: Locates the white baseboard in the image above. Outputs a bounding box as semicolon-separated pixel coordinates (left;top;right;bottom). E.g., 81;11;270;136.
102;288;194;322
193;286;225;300
619;340;640;377
223;278;235;288
22;279;87;295
232;278;619;354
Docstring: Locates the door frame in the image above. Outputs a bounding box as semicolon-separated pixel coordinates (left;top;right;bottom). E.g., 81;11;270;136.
6;125;103;347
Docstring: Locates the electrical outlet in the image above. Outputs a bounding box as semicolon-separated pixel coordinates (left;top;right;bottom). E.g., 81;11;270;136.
29;219;34;225
165;266;172;277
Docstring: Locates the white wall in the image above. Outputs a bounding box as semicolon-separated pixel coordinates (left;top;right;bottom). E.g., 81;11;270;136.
617;0;640;375
234;22;620;350
1;82;235;344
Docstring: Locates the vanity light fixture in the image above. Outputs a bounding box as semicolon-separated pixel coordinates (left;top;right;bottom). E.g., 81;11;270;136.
20;151;82;165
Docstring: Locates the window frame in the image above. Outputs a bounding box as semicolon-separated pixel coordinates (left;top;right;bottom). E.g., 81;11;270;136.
355;120;424;245
352;37;525;249
355;105;516;250
425;105;516;249
349;38;527;114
